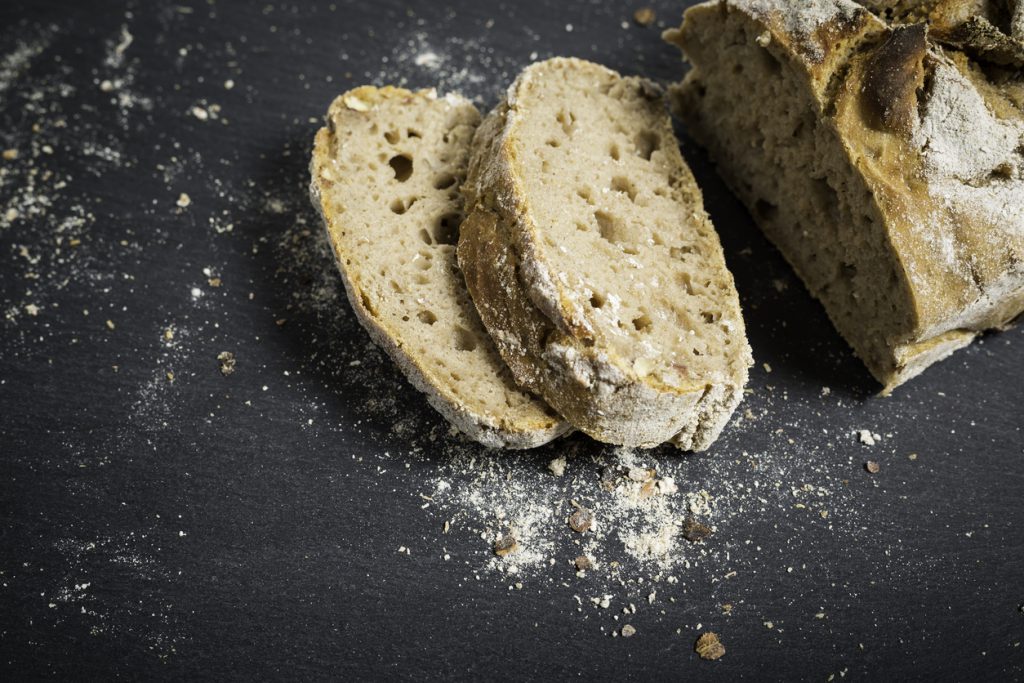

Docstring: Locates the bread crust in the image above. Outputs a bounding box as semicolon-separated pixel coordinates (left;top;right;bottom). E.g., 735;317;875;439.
310;86;569;448
459;59;751;449
667;1;1024;392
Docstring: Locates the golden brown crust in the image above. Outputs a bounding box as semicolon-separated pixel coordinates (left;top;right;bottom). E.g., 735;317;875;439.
862;23;929;134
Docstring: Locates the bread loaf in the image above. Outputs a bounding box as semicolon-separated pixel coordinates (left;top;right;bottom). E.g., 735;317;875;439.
666;0;1024;392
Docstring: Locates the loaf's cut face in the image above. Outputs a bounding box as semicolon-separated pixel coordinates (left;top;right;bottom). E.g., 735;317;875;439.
666;0;1024;392
461;58;752;450
310;86;567;448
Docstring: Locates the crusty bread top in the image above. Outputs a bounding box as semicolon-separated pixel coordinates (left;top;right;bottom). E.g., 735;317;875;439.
310;86;566;448
669;1;1024;347
465;58;751;402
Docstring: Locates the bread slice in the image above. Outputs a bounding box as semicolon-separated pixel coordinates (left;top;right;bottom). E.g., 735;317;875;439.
458;58;752;450
309;86;568;448
665;1;1024;392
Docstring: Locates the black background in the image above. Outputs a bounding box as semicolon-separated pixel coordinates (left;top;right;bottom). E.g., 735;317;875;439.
1;1;1022;679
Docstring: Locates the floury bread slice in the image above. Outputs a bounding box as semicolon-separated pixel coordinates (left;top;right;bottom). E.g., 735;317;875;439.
459;58;752;450
310;86;568;448
665;0;1024;392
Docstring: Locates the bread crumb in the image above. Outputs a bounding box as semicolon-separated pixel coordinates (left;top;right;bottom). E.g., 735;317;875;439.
621;624;637;637
865;461;880;474
105;319;115;330
633;7;655;26
191;105;209;121
176;193;191;208
547;457;566;477
224;79;235;90
494;534;519;557
682;518;712;543
857;429;879;446
568;507;593;533
695;632;725;660
24;303;39;316
2;148;18;160
217;351;236;376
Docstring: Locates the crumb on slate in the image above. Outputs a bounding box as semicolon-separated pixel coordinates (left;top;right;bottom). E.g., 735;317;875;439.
682;518;713;543
633;7;655;26
494;534;519;557
568;507;593;533
695;632;725;660
217;351;236;376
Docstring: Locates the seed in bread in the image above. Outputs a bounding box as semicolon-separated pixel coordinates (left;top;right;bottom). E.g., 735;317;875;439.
459;58;752;450
309;86;568;448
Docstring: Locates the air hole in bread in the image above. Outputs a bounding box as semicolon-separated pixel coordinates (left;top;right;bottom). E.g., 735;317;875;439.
610;176;638;201
433;213;461;245
384;130;400;144
590;292;606;309
389;154;413;181
390;280;404;294
407;128;422;139
361;293;376;316
701;311;720;324
670;245;693;259
556;109;577;136
634;131;659;160
575;221;589;232
390;197;416;214
608;142;621;161
677;272;694;295
418;228;432;245
632;314;653;332
433;173;456;189
594;210;628;244
454;326;477;352
546;139;561;148
417;310;437;325
576;186;593;203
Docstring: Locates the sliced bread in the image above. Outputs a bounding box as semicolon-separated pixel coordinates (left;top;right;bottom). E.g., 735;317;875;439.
310;86;568;448
665;1;1024;392
459;58;752;450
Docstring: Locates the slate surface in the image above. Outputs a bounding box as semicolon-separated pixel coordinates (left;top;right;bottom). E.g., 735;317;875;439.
1;0;1022;679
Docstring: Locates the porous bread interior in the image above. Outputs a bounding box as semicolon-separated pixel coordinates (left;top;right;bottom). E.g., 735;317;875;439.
674;5;917;383
507;60;749;391
311;88;564;444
